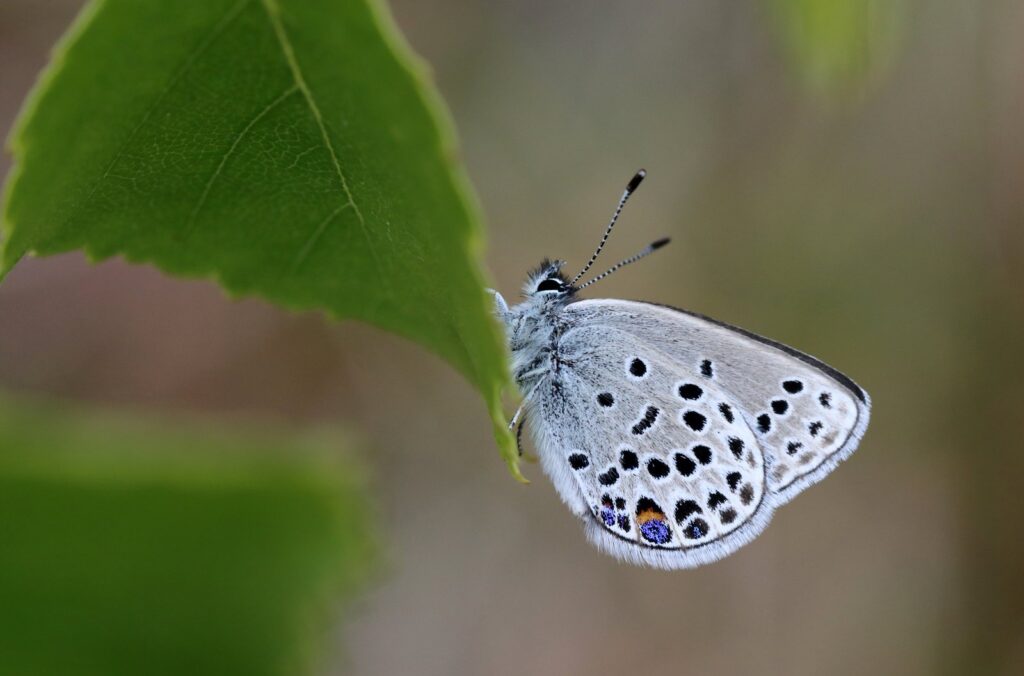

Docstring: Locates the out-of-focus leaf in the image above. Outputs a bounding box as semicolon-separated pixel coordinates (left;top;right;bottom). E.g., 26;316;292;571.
0;395;376;676
0;0;519;477
770;0;906;96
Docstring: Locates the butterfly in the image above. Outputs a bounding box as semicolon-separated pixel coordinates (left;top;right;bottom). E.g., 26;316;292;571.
491;170;871;569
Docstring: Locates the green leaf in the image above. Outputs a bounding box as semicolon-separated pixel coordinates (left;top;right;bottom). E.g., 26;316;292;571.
0;394;376;676
769;0;906;97
0;0;519;478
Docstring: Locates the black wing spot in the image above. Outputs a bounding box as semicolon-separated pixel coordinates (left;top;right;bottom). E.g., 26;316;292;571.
771;399;789;415
819;392;833;409
739;483;755;505
756;414;771;434
631;406;660;435
809;421;823;437
726;472;742;491
674;499;703;524
685;518;710;539
568;453;589;470
720;508;738;525
692;444;713;465
614;497;626;510
783;379;804;394
629;358;647;378
682;410;707;432
707;491;727;509
700;359;714;378
674;453;697;477
636;497;665;516
718;403;735;423
647;458;671;479
619;449;639;470
787;441;803;455
598;467;620;486
597;392;614;408
677;383;703;400
727;437;745;459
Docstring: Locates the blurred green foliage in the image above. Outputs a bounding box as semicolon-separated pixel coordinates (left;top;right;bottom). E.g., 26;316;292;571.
0;0;517;477
0;396;375;676
770;0;906;95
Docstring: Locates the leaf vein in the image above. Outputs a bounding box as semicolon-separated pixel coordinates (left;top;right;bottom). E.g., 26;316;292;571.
285;143;321;171
185;84;299;234
260;0;387;289
70;0;254;224
289;202;352;273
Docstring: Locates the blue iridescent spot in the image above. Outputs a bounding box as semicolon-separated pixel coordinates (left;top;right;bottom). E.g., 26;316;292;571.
640;519;671;544
617;514;631;532
601;508;615;527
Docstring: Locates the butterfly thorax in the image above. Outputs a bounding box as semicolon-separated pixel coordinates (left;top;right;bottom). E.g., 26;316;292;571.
498;260;576;392
504;298;570;391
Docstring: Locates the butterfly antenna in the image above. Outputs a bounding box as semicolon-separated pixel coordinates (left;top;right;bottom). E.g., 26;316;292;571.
570;169;647;286
576;237;670;290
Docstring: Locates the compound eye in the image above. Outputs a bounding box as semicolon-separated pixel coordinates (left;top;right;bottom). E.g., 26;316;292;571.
536;278;564;293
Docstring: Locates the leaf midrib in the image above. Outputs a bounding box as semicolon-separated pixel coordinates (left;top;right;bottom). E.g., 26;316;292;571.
55;0;388;295
260;0;387;287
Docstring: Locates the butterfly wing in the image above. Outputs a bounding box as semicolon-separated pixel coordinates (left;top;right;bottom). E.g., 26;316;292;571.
526;298;869;569
562;299;871;504
530;325;776;569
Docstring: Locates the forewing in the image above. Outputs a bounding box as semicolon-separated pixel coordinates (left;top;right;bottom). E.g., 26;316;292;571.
562;299;871;504
530;324;772;569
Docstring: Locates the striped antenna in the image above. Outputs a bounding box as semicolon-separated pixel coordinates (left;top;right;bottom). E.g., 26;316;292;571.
570;169;647;286
576;238;670;290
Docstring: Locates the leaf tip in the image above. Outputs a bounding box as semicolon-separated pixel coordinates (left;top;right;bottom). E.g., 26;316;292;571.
506;457;530;484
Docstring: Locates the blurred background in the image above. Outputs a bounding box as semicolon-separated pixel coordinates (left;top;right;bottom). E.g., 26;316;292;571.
2;1;1023;675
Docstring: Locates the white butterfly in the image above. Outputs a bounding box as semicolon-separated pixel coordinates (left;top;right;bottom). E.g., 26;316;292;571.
492;170;871;569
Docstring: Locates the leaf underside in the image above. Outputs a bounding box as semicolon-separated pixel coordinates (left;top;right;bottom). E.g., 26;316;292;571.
1;0;519;476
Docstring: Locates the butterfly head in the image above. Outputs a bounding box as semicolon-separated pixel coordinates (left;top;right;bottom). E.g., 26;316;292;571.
523;259;575;300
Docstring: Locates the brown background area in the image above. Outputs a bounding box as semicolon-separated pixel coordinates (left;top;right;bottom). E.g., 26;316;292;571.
2;1;1023;674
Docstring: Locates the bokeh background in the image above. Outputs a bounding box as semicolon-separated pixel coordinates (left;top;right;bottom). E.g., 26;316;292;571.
2;1;1023;675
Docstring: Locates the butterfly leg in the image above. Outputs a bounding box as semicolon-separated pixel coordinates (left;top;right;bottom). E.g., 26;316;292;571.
507;378;545;463
515;413;526;456
506;377;544;432
513;412;538;463
507;401;526;431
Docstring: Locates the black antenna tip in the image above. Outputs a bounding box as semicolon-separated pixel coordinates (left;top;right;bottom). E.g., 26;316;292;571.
626;169;647;193
650;237;670;250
